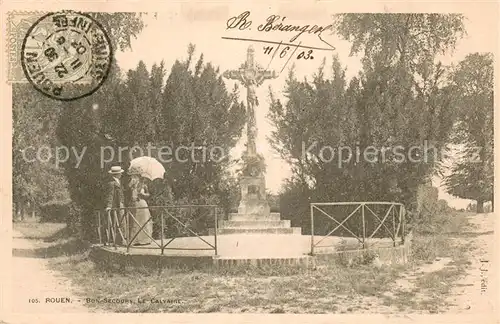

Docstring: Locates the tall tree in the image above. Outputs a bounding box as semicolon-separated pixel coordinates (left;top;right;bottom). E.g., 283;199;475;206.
53;13;147;237
57;61;126;235
444;53;494;213
333;13;465;71
89;13;148;51
123;60;154;146
13;84;68;219
159;46;245;204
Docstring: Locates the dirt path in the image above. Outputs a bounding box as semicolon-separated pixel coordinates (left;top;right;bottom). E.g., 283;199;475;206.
446;212;495;313
378;212;495;315
11;230;88;313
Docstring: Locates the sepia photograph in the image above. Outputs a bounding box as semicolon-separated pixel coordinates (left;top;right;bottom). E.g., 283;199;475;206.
2;1;497;323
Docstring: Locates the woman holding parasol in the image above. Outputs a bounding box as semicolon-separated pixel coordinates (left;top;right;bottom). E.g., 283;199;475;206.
127;156;165;246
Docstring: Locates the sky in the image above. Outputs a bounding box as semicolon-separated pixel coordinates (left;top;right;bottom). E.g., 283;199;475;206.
114;6;496;209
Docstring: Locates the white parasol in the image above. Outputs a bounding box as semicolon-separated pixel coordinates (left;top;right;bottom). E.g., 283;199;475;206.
128;156;165;180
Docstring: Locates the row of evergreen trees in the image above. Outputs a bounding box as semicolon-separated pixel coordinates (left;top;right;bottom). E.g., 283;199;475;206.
268;14;493;229
55;47;247;239
14;40;246;239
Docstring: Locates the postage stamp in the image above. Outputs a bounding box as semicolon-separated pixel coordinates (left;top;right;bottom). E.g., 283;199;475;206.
6;11;46;83
2;2;498;324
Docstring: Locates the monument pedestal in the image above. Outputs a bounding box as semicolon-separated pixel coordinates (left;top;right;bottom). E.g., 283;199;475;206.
237;176;270;216
211;176;301;235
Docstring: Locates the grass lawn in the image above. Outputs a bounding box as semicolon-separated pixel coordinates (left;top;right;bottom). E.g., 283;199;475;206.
13;221;67;240
13;221;89;258
50;252;405;313
15;211;475;313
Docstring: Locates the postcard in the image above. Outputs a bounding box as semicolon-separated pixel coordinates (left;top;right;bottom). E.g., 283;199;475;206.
1;1;497;323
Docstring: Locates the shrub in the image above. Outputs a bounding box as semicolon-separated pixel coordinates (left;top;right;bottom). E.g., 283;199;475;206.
39;200;71;223
67;201;83;236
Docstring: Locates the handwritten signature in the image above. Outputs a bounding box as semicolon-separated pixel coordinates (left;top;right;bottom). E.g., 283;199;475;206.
226;11;335;50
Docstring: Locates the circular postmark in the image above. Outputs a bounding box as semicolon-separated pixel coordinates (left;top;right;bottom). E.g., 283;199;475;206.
21;11;112;101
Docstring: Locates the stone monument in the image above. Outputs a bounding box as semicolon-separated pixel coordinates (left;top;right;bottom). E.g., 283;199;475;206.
214;46;301;234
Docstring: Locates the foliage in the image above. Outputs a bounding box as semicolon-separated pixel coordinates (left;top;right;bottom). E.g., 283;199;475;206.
88;13;149;51
56;63;124;240
407;185;465;234
444;53;494;213
410;210;470;263
278;180;311;232
12;84;69;217
270;14;466;228
266;191;280;212
39;200;71;223
405;184;439;228
158;46;246;204
333;13;465;70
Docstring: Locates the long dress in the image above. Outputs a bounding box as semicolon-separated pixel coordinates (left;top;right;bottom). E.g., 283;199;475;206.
129;185;153;245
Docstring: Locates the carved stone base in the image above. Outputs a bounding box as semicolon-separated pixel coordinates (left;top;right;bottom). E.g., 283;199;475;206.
237;176;270;217
208;176;302;235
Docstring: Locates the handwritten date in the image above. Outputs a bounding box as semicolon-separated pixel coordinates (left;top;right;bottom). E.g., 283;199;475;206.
263;45;314;60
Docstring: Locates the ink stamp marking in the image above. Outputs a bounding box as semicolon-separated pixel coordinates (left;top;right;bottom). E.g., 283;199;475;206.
20;11;112;101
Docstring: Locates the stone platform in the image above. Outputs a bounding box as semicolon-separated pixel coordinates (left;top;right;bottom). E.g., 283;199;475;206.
211;175;302;235
210;213;302;235
90;234;409;271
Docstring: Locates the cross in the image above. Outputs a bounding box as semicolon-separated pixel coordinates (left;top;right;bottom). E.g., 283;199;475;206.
223;46;277;157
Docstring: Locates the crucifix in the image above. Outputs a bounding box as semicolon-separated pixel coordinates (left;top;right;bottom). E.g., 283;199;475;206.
223;46;278;157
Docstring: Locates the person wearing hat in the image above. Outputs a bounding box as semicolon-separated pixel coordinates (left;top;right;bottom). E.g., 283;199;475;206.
105;166;126;244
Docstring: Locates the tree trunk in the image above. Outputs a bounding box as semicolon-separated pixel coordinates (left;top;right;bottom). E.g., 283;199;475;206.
476;199;484;213
15;203;20;222
30;201;36;219
20;203;25;221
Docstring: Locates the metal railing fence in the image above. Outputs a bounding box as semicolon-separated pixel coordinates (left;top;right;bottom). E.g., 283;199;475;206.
310;202;406;255
96;205;219;255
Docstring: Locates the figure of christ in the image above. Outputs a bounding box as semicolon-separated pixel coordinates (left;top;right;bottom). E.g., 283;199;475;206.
223;46;277;157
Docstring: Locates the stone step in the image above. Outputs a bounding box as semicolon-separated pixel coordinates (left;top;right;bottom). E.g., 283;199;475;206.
229;212;281;221
210;227;302;235
221;220;291;228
